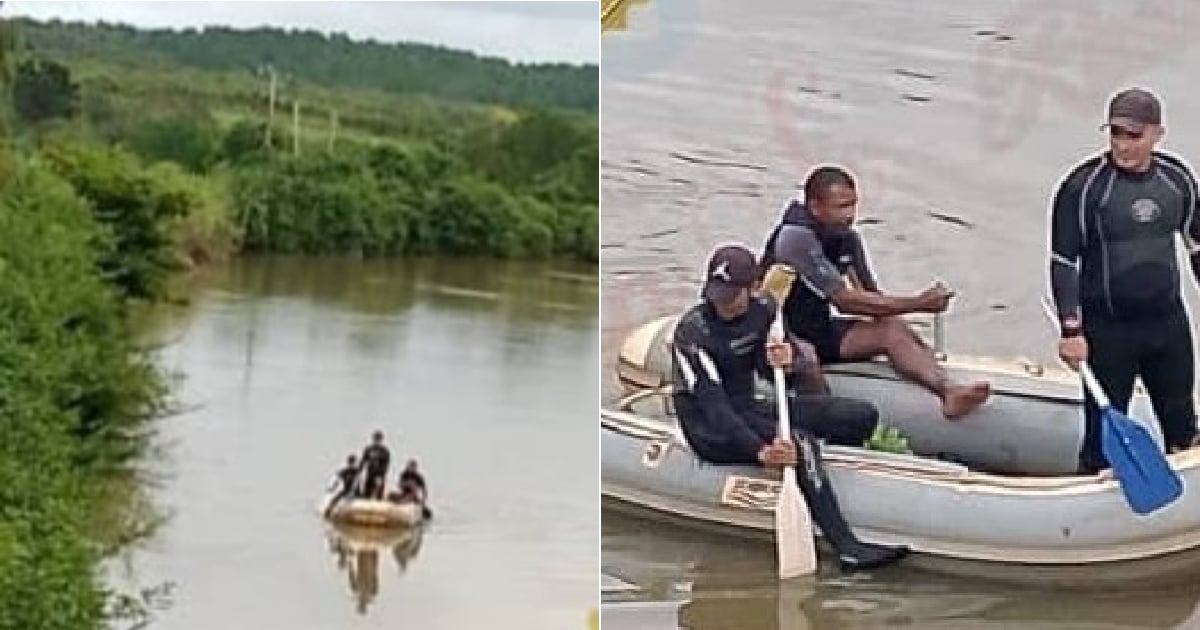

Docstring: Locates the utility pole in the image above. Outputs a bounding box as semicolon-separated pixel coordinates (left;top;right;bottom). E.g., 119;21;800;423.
327;109;338;153
292;99;300;157
263;64;277;149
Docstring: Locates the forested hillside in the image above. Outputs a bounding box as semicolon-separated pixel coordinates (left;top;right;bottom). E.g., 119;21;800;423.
3;17;598;262
12;17;597;111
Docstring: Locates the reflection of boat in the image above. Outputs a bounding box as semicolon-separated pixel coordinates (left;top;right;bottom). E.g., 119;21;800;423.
603;315;1200;570
324;522;426;614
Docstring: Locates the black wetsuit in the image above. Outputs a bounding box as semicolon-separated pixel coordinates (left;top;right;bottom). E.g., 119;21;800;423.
399;469;426;496
670;296;906;570
338;465;360;495
398;469;431;519
760;200;879;363
1050;151;1200;472
360;444;391;499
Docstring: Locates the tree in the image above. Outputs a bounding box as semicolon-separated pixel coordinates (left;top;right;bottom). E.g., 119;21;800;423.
12;58;79;128
0;20;15;87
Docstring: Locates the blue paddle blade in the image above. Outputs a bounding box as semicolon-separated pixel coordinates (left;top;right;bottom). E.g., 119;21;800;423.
1100;407;1184;515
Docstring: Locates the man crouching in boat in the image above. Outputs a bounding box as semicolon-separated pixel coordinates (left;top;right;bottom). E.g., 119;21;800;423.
760;165;990;419
388;459;433;520
671;244;909;571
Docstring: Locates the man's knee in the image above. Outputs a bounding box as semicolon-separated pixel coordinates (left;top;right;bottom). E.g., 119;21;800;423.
793;339;825;383
827;397;879;444
881;317;916;348
795;339;820;367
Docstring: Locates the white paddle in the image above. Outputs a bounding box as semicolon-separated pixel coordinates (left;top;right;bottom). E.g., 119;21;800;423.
762;264;818;578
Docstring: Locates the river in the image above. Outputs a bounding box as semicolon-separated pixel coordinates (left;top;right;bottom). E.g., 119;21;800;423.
602;0;1200;627
107;256;597;629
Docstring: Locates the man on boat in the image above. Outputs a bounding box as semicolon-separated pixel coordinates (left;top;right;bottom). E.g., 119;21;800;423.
671;244;909;571
397;459;427;504
359;431;391;500
1048;87;1200;474
386;459;433;519
759;165;991;419
324;454;361;518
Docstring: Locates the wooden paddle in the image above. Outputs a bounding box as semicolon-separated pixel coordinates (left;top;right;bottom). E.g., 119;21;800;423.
761;264;818;578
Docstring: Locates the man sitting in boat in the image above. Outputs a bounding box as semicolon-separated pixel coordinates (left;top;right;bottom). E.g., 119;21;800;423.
325;454;362;518
759;165;991;419
397;459;427;503
671;244;908;571
387;459;433;520
359;430;391;500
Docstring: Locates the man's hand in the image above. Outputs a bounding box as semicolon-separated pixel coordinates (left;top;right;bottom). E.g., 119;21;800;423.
914;283;955;313
1058;335;1088;371
766;340;794;371
757;437;799;469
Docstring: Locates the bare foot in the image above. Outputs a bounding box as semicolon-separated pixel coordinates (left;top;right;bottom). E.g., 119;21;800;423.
942;382;991;419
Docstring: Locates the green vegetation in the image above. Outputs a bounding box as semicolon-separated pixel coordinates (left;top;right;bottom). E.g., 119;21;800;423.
6;16;598;263
0;14;596;629
0;154;171;630
15;17;597;112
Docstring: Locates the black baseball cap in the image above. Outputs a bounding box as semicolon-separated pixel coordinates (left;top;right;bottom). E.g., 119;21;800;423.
702;245;758;305
1104;88;1162;132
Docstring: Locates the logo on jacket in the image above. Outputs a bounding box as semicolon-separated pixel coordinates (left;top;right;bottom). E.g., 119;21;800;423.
1131;198;1162;223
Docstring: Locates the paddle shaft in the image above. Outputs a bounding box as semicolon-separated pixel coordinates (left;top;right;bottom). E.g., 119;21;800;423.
772;314;792;439
1078;363;1111;409
770;305;816;578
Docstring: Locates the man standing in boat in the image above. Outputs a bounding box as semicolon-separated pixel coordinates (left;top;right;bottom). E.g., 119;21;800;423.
671;244;908;571
359;431;391;500
1048;87;1200;474
759;165;992;420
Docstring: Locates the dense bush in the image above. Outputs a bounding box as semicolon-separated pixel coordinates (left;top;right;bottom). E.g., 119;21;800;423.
230;141;597;260
0;160;168;630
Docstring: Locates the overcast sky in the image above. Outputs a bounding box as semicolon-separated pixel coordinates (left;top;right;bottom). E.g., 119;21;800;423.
0;1;599;64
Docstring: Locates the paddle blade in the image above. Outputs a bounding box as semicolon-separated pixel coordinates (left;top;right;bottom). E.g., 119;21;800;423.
1101;408;1184;515
777;468;818;578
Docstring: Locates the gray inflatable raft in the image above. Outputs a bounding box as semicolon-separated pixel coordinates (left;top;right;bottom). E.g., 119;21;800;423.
603;316;1200;565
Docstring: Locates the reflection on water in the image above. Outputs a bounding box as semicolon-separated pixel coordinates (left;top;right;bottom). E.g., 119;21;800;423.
604;509;1200;629
324;524;426;615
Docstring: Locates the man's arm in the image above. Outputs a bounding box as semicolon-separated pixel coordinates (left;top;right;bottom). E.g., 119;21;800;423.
773;226;923;317
1049;170;1086;336
1177;163;1200;282
673;324;765;458
848;231;880;293
750;297;810;383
